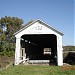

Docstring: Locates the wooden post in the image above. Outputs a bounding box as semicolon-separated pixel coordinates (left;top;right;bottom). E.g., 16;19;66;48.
57;36;63;66
15;37;21;65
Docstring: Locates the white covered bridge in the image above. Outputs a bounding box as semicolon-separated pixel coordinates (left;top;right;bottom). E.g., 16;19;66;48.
14;19;64;66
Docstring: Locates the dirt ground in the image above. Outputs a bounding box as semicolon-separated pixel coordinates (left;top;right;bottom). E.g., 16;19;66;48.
0;56;14;69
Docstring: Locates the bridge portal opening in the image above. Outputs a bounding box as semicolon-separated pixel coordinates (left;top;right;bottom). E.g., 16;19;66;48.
21;34;57;64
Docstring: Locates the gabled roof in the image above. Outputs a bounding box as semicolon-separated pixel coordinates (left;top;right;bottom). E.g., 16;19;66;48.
14;19;64;36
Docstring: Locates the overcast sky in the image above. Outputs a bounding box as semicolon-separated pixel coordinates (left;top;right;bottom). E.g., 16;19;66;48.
0;0;74;46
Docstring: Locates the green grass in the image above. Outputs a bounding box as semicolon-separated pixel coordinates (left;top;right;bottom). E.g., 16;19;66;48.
0;65;75;75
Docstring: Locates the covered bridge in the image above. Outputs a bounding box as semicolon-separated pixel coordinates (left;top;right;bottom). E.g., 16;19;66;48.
14;19;64;66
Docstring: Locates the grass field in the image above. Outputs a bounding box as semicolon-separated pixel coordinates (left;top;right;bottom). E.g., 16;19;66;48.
0;65;75;75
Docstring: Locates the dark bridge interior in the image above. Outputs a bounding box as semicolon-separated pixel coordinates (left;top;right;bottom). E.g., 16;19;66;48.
21;34;57;61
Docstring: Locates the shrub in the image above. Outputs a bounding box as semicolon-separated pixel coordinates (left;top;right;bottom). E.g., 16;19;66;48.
0;41;15;56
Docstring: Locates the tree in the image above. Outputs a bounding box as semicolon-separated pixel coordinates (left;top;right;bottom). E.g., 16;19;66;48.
0;16;23;43
0;16;23;55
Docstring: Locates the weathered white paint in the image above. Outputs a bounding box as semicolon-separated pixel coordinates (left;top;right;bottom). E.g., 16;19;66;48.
15;37;21;65
14;19;63;66
57;36;63;66
15;22;62;38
